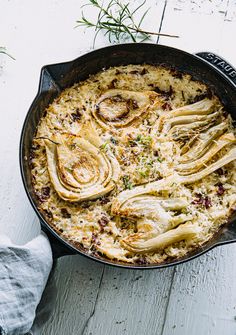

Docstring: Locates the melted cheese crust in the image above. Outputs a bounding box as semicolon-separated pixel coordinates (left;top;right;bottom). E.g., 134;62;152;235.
31;65;236;265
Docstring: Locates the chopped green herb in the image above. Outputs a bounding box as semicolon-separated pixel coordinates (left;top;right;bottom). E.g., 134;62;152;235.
139;155;154;166
138;167;150;178
129;134;152;147
136;134;142;141
122;175;133;190
147;160;154;166
99;141;110;151
65;167;73;173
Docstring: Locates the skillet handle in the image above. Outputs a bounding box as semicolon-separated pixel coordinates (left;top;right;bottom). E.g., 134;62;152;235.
195;52;236;87
41;223;77;259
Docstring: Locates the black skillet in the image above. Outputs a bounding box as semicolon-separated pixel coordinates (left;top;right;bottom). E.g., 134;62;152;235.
20;43;236;268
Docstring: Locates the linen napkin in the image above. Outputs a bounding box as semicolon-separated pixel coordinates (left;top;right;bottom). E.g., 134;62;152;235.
0;232;53;335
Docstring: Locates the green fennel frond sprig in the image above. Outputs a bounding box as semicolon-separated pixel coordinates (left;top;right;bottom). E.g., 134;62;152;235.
0;47;15;60
76;0;178;47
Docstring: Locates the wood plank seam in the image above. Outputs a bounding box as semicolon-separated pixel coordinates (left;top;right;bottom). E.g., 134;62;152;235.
160;267;176;335
224;0;230;19
79;3;172;334
157;2;177;333
81;265;105;335
156;0;168;44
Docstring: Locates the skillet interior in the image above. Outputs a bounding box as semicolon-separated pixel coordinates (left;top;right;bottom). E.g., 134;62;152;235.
20;43;236;268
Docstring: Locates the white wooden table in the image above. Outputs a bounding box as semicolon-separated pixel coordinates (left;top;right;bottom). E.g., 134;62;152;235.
1;1;236;334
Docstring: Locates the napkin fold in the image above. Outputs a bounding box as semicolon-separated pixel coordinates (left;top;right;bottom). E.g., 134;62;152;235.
0;232;53;335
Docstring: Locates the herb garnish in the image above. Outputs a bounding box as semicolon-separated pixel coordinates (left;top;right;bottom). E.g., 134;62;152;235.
99;141;110;151
76;0;178;46
135;134;152;146
0;47;15;60
122;175;133;190
138;166;150;178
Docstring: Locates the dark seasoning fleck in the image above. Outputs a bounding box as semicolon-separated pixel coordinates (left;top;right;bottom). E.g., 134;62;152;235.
216;183;225;196
191;193;212;209
36;186;50;202
71;108;82;121
61;208;71;218
98;215;109;226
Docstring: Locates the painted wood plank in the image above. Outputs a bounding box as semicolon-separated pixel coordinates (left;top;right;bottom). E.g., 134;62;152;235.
0;1;173;334
0;2;106;334
158;0;232;55
82;266;174;335
44;2;175;335
216;0;236;65
162;246;236;335
0;2;105;334
38;255;104;335
76;2;179;335
157;1;236;334
1;0;236;334
0;0;93;244
0;0;167;243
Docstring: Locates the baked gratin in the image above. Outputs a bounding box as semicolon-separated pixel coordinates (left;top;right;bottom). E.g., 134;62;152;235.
30;65;236;264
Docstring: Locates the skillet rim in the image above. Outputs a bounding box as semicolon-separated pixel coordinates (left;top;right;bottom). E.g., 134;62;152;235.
19;42;236;269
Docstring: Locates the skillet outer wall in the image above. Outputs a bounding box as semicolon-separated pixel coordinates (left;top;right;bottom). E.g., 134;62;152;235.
19;43;236;269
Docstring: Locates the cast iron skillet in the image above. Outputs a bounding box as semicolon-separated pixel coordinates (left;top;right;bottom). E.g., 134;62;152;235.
20;43;236;268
